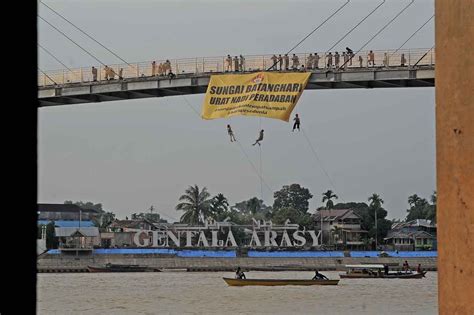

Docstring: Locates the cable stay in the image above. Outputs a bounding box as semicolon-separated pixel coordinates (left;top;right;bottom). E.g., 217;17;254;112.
390;14;434;57
338;0;415;70
39;1;136;69
325;0;386;53
38;67;58;85
413;45;435;66
267;0;351;71
38;15;106;66
38;43;81;80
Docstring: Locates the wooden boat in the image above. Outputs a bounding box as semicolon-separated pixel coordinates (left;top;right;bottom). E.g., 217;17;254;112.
223;277;339;286
339;264;427;279
87;263;160;272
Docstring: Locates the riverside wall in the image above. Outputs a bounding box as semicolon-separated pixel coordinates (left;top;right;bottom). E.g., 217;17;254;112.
37;253;437;272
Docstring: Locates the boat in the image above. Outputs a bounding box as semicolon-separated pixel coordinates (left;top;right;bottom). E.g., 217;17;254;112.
223;277;339;286
87;263;160;272
339;264;427;279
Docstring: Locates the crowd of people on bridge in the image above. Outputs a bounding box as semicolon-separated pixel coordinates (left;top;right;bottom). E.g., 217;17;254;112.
87;49;411;83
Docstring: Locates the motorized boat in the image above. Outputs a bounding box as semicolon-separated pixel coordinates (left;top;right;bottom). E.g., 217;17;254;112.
223;277;339;286
339;264;426;279
87;263;160;272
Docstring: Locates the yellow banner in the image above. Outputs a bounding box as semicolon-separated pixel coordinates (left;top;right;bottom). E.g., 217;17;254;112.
201;72;311;122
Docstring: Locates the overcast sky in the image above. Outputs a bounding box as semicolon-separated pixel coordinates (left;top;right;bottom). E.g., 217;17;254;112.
38;0;436;222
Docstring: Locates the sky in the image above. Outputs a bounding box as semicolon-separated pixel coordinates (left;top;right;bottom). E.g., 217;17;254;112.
38;0;436;222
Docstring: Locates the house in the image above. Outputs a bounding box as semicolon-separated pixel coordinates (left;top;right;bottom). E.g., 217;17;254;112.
37;203;98;227
384;219;437;250
55;227;100;254
313;209;368;249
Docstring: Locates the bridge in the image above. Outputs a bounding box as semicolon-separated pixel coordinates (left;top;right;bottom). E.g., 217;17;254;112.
38;48;435;107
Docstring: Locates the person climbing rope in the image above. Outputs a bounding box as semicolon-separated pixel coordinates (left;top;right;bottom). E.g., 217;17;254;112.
292;114;300;131
227;124;236;142
252;129;264;146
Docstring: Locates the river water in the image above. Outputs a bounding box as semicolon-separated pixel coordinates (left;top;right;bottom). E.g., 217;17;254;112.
37;271;437;314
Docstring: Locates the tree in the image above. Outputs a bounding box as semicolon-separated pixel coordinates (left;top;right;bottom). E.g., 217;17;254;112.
322;190;338;209
368;193;384;209
232;198;272;216
175;185;211;224
406;194;431;221
209;193;230;220
45;221;58;249
64;200;103;212
273;184;313;213
426;191;437;222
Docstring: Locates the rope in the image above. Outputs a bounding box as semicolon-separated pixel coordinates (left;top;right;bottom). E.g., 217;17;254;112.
390;14;434;57
266;0;351;71
180;96;273;194
326;0;386;53
235;140;273;194
38;67;58;85
39;1;135;69
338;0;415;70
38;15;106;66
301;127;345;203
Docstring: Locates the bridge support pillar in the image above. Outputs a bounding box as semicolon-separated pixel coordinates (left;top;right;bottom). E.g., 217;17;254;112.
436;0;474;314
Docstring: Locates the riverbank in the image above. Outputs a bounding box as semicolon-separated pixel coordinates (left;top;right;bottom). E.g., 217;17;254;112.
37;252;437;273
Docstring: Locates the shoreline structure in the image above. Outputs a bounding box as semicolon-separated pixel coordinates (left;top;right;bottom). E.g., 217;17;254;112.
38;250;437;273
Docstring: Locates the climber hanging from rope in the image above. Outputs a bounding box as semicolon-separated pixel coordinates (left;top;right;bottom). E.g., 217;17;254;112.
292;113;301;131
227;124;237;142
252;129;264;146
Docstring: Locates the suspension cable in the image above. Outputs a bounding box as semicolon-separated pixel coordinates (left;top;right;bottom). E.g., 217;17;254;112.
338;0;415;70
326;0;386;53
39;1;135;69
38;15;106;66
38;43;81;80
267;0;351;70
390;14;434;57
38;67;58;85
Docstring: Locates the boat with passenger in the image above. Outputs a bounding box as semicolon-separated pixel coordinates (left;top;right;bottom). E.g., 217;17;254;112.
339;264;426;279
223;277;339;286
87;263;160;272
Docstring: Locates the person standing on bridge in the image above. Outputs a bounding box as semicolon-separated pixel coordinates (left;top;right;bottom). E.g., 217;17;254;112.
358;55;363;67
233;56;239;72
227;124;236;142
334;52;340;68
118;68;123;80
368;50;375;67
165;60;172;75
252;129;264;146
326;52;333;69
292;114;300;132
306;54;314;70
271;55;278;70
103;66;109;80
383;52;389;67
346;47;354;65
284;54;290;70
226;55;232;72
401;53;407;67
292;54;300;70
152;61;157;76
314;53;320;69
239;55;245;72
278;54;283;71
91;66;98;82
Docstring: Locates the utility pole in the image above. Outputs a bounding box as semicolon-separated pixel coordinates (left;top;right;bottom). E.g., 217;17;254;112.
375;208;378;250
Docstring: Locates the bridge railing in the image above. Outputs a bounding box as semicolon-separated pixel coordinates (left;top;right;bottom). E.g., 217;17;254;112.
38;47;435;87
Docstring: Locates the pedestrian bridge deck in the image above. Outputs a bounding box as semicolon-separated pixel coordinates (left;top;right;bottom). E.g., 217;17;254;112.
38;48;435;107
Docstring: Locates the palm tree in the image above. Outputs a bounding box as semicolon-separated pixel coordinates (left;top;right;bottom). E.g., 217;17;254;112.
175;185;211;224
408;194;421;207
322;190;338;209
368;193;384;209
247;197;261;214
209;193;229;219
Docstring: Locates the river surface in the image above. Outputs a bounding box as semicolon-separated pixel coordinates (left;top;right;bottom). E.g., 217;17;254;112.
37;271;437;314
